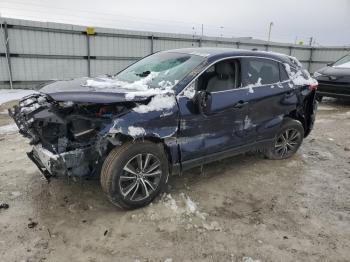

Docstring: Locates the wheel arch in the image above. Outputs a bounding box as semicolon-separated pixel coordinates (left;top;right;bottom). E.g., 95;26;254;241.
286;91;316;138
105;132;177;176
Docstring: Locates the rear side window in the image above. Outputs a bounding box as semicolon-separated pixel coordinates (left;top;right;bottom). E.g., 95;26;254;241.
241;58;280;86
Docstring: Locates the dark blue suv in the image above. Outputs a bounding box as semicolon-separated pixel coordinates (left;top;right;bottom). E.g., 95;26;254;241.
10;48;318;209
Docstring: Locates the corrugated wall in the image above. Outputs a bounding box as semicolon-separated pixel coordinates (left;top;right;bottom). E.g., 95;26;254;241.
1;17;349;89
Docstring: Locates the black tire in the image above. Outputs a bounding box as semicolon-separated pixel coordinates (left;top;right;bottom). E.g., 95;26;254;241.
265;118;304;160
101;141;169;209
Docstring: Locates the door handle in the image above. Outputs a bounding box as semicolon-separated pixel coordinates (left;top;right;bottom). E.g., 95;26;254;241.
233;100;248;109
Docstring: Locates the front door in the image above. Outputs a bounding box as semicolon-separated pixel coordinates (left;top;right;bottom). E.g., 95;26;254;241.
176;59;253;162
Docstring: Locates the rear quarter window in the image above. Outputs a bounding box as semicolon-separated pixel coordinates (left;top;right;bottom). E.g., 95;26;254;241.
279;63;290;81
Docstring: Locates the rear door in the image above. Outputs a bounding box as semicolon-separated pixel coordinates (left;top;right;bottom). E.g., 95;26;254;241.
239;57;299;142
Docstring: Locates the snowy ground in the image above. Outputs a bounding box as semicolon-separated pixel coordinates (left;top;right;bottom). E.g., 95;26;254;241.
0;98;350;261
0;89;37;105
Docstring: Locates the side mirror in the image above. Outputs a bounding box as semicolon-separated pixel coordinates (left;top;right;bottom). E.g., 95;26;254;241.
195;91;212;115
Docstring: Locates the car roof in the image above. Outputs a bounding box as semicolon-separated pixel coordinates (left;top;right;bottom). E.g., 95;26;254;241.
165;47;294;66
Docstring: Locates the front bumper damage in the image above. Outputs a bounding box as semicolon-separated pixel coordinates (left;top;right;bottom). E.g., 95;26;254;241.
28;144;92;179
9;93;113;179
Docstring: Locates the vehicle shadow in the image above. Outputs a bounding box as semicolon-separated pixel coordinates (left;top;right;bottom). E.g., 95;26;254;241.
166;152;267;192
32;151;268;215
322;97;350;107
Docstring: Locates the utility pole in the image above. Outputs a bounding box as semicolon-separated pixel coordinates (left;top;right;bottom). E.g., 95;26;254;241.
267;22;274;43
192;26;196;46
309;37;313;46
1;21;13;89
220;26;224;38
201;24;204;39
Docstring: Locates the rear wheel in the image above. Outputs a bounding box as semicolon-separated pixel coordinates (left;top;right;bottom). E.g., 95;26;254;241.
265;118;304;160
101;141;168;209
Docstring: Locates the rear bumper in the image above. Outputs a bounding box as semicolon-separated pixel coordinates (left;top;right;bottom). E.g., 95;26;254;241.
28;144;91;178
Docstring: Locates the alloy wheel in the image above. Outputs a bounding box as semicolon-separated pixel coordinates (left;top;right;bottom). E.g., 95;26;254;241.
274;128;301;158
119;153;162;201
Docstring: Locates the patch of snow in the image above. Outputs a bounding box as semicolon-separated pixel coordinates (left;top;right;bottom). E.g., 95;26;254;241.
133;94;176;114
164;258;173;262
162;193;207;218
245;77;262;93
0;123;18;134
202;221;222;231
84;72;159;91
0;89;37;105
83;73;178;101
287;55;303;68
243;115;255;130
182;82;196;99
163;194;179;212
189;51;210;57
159;80;179;89
243;257;261;262
283;63;318;87
127;126;146;137
124;80;176;100
182;193;198;214
160;111;173;118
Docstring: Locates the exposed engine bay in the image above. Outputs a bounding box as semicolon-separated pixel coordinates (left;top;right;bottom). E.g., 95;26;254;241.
9;93;133;178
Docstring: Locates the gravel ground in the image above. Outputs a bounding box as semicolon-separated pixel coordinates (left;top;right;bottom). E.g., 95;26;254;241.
0;98;349;262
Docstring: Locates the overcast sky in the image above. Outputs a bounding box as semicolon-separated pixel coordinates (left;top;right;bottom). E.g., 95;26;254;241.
1;0;349;46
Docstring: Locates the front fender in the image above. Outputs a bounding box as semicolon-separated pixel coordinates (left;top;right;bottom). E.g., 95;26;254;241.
99;95;180;167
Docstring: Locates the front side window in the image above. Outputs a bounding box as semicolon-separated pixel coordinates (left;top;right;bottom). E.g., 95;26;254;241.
333;54;350;68
241;58;280;86
115;52;205;89
196;59;240;92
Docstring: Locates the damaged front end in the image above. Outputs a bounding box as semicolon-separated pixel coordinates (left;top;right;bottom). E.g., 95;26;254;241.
9;93;133;179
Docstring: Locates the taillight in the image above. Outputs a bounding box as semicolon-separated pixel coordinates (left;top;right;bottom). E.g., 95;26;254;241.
309;83;318;91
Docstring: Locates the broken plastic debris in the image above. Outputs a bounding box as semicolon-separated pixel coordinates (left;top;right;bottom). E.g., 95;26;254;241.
28;221;38;229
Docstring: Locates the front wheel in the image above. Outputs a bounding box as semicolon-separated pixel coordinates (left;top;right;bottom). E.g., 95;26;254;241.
100;141;168;209
265;118;304;160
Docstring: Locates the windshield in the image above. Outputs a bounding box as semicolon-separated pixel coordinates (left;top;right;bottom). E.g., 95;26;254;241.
333;54;350;68
115;52;205;89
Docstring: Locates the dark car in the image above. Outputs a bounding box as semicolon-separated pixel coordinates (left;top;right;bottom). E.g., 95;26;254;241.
314;54;350;100
9;48;318;209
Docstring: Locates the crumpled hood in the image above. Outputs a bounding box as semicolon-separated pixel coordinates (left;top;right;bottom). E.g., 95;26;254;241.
39;77;152;103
